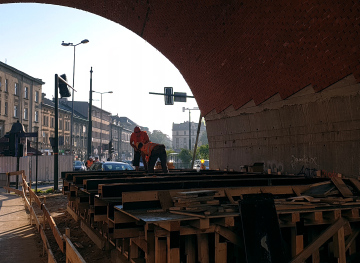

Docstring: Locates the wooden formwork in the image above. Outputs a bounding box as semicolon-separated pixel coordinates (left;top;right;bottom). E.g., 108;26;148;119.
63;170;360;262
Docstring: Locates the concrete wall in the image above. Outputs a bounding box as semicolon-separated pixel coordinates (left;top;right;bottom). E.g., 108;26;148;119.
0;155;73;183
206;75;360;178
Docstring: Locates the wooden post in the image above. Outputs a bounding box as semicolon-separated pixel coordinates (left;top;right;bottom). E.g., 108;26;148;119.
197;234;209;263
145;225;155;263
333;226;346;263
167;235;180;263
155;237;167;263
185;235;196;263
215;232;227;262
130;239;139;261
291;227;303;257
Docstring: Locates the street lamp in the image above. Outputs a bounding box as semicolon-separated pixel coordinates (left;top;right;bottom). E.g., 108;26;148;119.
182;107;199;150
61;39;89;156
93;90;113;159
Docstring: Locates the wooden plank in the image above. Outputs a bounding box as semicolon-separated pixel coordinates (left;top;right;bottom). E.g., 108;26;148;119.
345;229;359;253
348;178;360;193
64;235;87;263
215;232;227;263
42;204;64;252
131;237;147;252
167;235;180;263
214;225;242;246
197;234;209;263
185;235;196;263
157;190;173;210
188;219;210;230
331;178;353;197
290;218;347;263
333;226;346;263
291;228;303;257
67;205;79;222
155;237;167;263
80;221;108;250
112;228;144;239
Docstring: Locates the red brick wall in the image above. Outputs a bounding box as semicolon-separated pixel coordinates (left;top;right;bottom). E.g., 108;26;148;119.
2;0;360;116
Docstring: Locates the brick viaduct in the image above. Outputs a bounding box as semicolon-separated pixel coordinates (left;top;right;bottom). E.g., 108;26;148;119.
2;1;360;177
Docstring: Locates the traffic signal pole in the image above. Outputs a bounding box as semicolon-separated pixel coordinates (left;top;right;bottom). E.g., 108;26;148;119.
54;74;59;191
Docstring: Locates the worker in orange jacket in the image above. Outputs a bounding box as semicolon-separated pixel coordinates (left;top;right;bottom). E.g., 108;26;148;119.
137;142;169;173
130;126;149;171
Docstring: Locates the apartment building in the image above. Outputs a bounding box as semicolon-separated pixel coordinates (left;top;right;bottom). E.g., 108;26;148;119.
172;121;206;151
0;61;43;138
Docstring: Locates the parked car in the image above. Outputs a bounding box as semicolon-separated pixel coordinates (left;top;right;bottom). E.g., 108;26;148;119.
73;161;86;171
89;161;135;171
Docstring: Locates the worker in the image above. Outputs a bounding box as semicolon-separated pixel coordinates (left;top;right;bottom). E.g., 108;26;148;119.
94;156;99;162
86;157;94;170
130;126;149;171
137;142;169;173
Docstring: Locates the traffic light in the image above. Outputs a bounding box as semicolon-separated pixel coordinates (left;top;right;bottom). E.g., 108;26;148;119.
109;141;114;154
164;87;173;105
58;74;71;98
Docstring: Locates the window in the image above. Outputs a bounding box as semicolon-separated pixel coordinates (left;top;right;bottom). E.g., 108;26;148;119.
35;111;39;122
51;117;54;128
24;108;28;120
5;79;8;92
0;100;1;115
65;121;70;131
15;83;19;95
35;91;39;102
14;105;18;118
0;76;2;90
59;119;63;130
4;102;8;115
24;87;29;99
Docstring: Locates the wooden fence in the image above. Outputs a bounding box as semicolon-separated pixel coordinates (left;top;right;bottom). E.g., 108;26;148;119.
4;170;86;263
0;155;73;182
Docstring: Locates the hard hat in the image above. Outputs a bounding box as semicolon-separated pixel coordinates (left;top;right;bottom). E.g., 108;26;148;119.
134;126;141;133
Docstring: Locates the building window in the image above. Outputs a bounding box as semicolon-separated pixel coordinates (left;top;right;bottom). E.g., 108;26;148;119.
51;117;54;128
5;79;8;92
59;119;63;130
35;91;39;102
65;121;70;131
14;83;19;96
0;76;2;90
24;108;28;120
35;111;39;122
0;100;1;115
4;102;8;115
24;87;29;99
14;105;18;118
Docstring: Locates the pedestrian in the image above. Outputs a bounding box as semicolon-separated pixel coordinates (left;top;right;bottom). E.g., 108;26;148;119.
94;156;99;162
130;126;150;171
86;157;93;170
137;142;169;173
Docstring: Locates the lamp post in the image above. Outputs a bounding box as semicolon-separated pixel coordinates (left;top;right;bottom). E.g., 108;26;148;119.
93;90;113;159
182;107;199;150
61;39;89;156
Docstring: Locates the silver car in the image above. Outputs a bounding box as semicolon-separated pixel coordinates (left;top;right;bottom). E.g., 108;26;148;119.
89;161;135;171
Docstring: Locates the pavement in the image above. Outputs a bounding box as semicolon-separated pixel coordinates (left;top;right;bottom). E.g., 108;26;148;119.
0;187;46;263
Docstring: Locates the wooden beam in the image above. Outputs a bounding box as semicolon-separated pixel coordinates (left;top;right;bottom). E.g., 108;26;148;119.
345;229;360;253
197;234;209;263
333;226;346;263
291;227;303;257
185;235;196;263
155;237;167;263
290;218;347;263
214;225;242;247
215;232;227;263
331;178;353;197
167;235;180;263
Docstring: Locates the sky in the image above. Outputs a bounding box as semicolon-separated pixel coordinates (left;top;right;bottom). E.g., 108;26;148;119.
0;3;200;138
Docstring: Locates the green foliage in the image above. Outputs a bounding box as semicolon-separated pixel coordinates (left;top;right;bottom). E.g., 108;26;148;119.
179;148;192;166
148;130;172;149
197;144;209;159
199;131;208;145
166;149;175;156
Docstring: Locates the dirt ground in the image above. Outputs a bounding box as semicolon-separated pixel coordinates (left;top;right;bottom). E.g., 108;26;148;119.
33;193;112;263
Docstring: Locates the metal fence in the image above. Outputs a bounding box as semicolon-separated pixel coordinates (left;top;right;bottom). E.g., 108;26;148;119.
0;155;73;182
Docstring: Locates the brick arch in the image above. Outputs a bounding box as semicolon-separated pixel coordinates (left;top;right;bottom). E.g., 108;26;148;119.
1;1;359;117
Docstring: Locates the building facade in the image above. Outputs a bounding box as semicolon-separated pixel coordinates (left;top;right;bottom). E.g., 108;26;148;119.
0;61;43;139
110;115;133;161
172;121;206;151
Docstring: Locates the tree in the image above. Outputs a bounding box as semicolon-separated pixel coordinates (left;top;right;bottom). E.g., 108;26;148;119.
197;144;209;159
148;130;172;149
179;148;192;168
199;131;208;145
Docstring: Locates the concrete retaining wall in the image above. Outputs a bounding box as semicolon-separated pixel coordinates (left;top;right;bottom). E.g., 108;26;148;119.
206;75;360;178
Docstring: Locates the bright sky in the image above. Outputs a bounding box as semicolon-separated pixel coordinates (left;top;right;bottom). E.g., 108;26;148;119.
0;3;200;138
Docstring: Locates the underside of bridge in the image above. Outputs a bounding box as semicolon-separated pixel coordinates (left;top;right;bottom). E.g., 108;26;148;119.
3;0;360;176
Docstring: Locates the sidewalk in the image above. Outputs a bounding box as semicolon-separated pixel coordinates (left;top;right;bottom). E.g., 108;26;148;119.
0;187;46;263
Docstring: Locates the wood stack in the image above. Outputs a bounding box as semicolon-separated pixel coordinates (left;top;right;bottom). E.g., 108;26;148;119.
170;190;220;216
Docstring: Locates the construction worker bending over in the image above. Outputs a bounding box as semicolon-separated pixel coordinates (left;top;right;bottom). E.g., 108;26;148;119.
130;126;149;171
137;142;169;173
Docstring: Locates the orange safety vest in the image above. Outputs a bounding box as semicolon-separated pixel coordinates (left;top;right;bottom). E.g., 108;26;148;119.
140;142;158;157
130;131;149;145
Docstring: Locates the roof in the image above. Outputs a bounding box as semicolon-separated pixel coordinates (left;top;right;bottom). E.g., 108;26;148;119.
42;98;88;121
0;61;44;85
